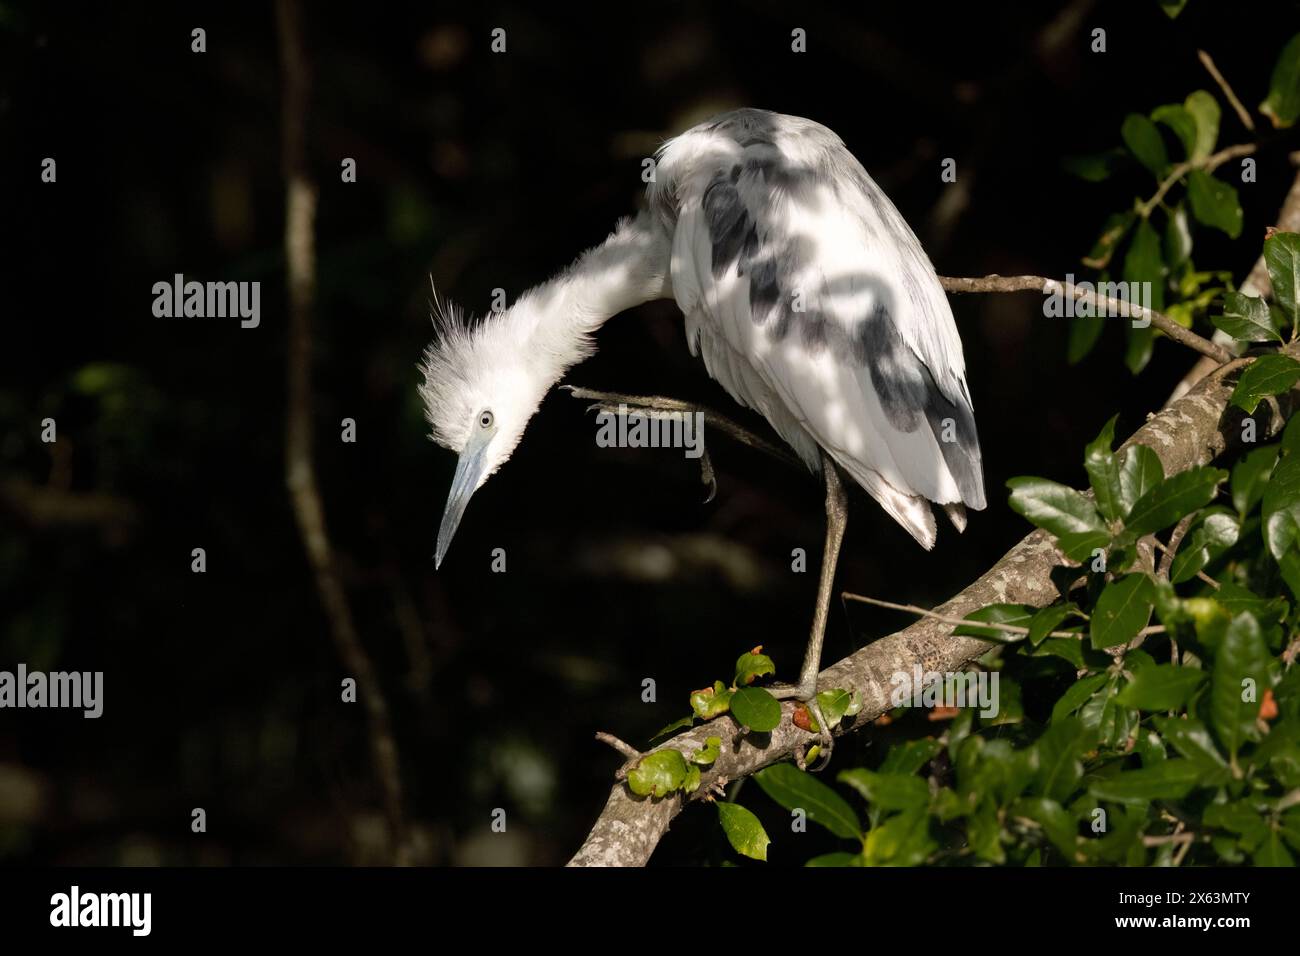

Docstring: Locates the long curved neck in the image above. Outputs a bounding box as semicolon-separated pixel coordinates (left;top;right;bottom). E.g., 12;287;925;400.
515;209;673;353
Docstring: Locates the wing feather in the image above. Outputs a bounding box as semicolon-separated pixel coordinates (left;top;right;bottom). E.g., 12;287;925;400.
651;109;985;546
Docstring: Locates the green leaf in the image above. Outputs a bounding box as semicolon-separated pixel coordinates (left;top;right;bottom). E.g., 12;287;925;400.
649;715;695;743
1011;797;1079;860
1124;322;1156;376
627;749;689;798
683;764;701;794
805;852;861;867
1159;0;1188;18
692;736;721;766
951;603;1035;641
716;802;770;861
1206;799;1271;847
1232;445;1279;515
1032;637;1089;669
1164;203;1193;270
1169;511;1239;584
1186;169;1243;239
1051;672;1109;723
1151;103;1196;159
1090;574;1155;649
1232;354;1300;414
1056;529;1112;564
755;763;861;839
1063;150;1121;182
1067;314;1106;364
733;649;776;686
1280;550;1300;603
1260;33;1300;128
1263;451;1300;558
838;768;929;813
1085;415;1123;521
690;682;732;720
1080;677;1137;749
1183;90;1220;161
1123;220;1165;372
1254;831;1296;866
878;738;942;776
1121;113;1169;176
1265;232;1300;327
816;688;853;729
1282;808;1300;852
1028;603;1079;646
1215;582;1288;627
1007;477;1106;539
967;800;1005;863
730;687;781;732
1124;467;1227;536
1153;715;1230;782
861;808;934;866
1082;212;1136;271
1214;292;1282;343
1118;444;1164;517
1116;664;1207;711
1210;613;1271;759
1034;716;1090;802
1088;759;1203;805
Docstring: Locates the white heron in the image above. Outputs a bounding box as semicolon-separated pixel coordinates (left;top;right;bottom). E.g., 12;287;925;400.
420;109;985;762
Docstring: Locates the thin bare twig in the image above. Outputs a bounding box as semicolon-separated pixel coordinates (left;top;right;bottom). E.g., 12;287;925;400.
843;592;1165;640
1159;513;1197;581
277;0;409;864
1198;49;1255;133
939;274;1233;363
1138;143;1256;219
595;732;643;761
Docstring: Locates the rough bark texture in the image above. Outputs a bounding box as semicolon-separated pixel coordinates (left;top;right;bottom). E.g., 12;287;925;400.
568;354;1290;867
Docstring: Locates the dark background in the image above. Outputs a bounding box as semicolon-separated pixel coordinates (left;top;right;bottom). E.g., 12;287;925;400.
1;0;1296;865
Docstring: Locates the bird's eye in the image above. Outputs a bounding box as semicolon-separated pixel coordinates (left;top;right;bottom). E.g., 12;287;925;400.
479;410;495;429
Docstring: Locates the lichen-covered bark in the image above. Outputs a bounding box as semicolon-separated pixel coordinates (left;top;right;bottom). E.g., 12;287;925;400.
569;352;1291;867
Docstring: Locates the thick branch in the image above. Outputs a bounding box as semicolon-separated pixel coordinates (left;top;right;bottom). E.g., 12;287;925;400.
277;0;409;864
568;352;1289;867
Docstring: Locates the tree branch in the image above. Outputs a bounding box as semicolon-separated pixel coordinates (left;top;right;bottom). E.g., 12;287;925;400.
568;348;1291;867
1197;49;1255;133
276;0;409;864
939;274;1232;363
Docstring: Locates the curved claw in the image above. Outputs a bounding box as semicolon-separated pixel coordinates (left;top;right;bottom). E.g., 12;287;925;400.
805;734;834;772
699;445;717;504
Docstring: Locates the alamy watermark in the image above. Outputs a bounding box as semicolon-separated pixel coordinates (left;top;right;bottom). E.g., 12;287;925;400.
595;403;704;459
889;665;999;718
152;273;260;328
0;664;103;718
1044;274;1152;327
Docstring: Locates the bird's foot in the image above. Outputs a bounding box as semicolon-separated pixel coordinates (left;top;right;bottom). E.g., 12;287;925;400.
770;681;834;772
563;386;719;500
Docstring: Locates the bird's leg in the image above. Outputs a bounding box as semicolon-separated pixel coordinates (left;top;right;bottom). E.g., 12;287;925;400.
770;452;848;771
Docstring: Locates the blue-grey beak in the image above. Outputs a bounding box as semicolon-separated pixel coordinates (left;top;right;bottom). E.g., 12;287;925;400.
435;430;491;568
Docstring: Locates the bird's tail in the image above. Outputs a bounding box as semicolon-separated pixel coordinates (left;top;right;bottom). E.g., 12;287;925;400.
837;458;938;550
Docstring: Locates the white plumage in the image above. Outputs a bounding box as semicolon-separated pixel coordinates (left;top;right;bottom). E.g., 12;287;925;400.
422;108;984;565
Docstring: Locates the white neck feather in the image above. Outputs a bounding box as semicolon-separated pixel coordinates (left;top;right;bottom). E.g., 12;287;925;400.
512;209;673;363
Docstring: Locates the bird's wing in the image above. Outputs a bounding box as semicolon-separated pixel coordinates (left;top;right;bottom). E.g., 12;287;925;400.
649;110;984;548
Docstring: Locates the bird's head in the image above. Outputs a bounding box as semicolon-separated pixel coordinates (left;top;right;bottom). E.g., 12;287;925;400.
419;293;582;567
